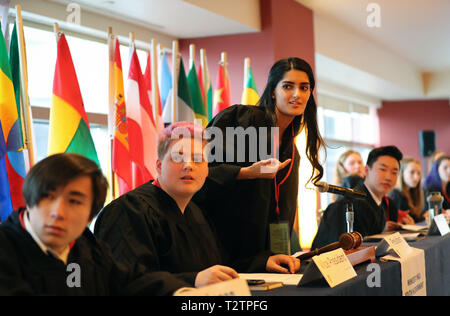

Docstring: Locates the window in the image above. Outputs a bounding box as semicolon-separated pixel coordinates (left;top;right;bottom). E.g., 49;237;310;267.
317;94;378;209
20;25;148;175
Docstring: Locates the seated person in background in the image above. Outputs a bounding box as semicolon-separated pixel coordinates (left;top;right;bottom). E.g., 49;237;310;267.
423;155;450;213
388;157;424;223
0;153;188;296
312;146;403;249
95;122;299;288
332;150;365;201
427;150;445;178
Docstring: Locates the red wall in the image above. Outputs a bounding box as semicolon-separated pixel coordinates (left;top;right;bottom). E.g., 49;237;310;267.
178;0;315;105
378;99;450;159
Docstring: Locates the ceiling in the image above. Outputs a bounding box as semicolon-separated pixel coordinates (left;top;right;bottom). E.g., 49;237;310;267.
46;0;450;101
49;0;260;38
49;0;450;73
296;0;450;73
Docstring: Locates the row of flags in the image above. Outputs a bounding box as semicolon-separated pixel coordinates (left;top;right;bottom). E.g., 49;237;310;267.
0;22;26;221
0;12;261;215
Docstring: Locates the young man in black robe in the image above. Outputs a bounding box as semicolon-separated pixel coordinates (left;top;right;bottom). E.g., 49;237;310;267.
0;153;188;296
312;146;403;249
95;122;300;288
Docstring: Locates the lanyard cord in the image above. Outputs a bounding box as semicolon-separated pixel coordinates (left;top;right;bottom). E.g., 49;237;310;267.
274;124;295;218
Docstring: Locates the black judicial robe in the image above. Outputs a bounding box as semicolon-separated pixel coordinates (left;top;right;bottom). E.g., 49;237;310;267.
95;181;271;286
311;183;398;249
0;210;188;296
194;105;300;261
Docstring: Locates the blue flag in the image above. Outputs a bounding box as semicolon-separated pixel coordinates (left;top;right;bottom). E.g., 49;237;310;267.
159;52;172;111
0;121;13;222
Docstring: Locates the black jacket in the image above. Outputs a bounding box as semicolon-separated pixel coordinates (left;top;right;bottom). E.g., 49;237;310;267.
0;210;187;296
312;183;398;249
95;181;271;286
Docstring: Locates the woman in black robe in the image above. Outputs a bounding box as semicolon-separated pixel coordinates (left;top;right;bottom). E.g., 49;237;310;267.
194;57;325;262
95;122;299;288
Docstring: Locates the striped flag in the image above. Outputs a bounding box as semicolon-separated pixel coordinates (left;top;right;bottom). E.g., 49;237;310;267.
198;56;213;121
48;33;99;166
0;121;12;221
213;63;230;117
241;65;259;105
144;52;164;132
126;45;157;187
162;57;195;124
0;23;26;210
187;60;208;126
158;51;172;113
111;38;132;195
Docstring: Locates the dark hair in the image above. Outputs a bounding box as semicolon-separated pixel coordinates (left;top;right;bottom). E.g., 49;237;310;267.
424;155;450;190
257;57;324;185
23;153;108;220
366;146;403;168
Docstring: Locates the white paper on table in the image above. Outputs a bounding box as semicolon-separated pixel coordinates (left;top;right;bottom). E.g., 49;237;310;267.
401;224;428;232
239;273;303;285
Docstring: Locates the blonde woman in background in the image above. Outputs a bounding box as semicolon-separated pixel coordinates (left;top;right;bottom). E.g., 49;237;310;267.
331;150;365;201
388;157;424;224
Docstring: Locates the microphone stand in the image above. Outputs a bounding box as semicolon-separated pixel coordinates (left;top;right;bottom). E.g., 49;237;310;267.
345;200;354;233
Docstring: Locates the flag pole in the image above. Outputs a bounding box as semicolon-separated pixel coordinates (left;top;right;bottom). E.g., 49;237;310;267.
15;5;36;167
199;48;209;119
107;26;116;201
171;40;179;123
189;44;195;69
53;22;61;42
150;38;159;129
243;57;250;90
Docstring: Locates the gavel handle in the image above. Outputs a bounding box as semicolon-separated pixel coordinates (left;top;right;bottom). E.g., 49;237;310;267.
297;241;340;260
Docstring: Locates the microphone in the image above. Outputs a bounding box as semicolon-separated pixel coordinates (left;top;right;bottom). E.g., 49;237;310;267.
316;181;367;198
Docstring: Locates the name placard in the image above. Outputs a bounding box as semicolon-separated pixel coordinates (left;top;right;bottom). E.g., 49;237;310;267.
311;248;357;288
383;232;413;258
429;214;450;236
379;233;427;296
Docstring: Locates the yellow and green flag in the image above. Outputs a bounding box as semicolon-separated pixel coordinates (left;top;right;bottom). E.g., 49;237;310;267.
48;33;99;165
241;65;259;105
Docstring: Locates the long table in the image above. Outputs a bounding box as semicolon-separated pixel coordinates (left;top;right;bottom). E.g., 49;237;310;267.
253;234;450;296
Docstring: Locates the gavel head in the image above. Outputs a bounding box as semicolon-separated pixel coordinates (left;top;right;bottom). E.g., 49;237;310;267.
338;232;363;250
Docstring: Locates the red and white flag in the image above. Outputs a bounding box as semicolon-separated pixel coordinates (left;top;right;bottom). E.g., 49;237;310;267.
126;45;158;187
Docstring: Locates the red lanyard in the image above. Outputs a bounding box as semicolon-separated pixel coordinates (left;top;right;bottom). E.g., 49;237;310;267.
442;188;449;204
274;124;295;217
384;196;390;222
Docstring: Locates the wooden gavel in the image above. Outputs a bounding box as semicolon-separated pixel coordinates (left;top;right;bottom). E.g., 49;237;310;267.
297;232;363;260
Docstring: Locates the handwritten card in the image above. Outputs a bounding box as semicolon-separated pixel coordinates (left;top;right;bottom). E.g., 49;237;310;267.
311;248;357;288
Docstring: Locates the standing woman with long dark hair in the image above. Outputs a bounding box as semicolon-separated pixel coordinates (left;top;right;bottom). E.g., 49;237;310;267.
195;57;325;266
